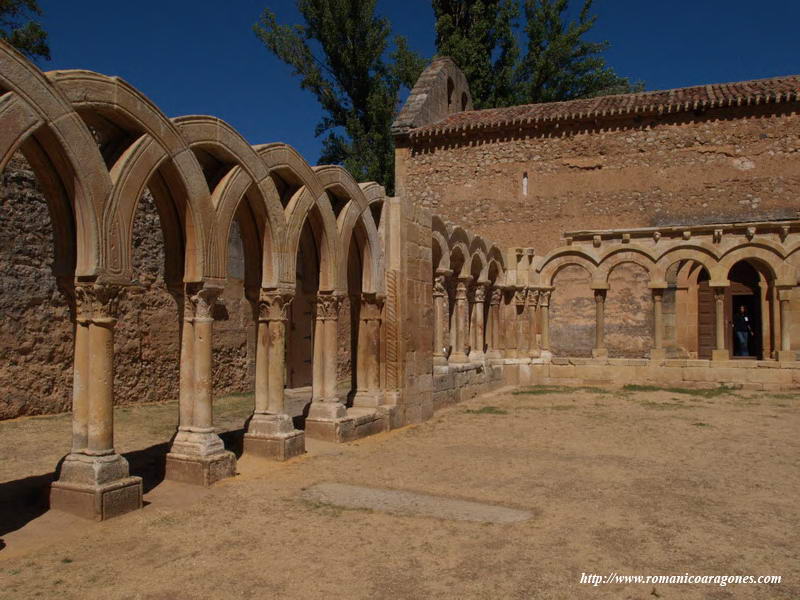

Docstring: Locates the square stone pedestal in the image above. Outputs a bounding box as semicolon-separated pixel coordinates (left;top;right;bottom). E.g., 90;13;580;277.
592;348;609;359
50;452;143;521
650;349;667;361
165;451;236;487
50;476;143;521
244;413;305;461
304;402;385;443
777;350;796;362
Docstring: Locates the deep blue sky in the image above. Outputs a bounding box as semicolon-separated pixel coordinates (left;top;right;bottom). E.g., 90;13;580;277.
39;1;800;165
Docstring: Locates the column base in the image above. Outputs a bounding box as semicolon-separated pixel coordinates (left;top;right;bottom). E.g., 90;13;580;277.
243;413;305;461
304;402;385;443
352;390;382;408
711;349;730;361
449;352;470;364
592;348;608;359
777;350;796;362
528;349;542;359
50;452;142;521
650;349;667;361
433;355;449;367
165;451;236;486
165;428;236;486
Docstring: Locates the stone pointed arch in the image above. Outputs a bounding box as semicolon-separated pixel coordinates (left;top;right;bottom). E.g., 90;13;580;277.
285;187;340;292
314;166;384;295
173;115;286;287
0;42;106;277
50;69;214;282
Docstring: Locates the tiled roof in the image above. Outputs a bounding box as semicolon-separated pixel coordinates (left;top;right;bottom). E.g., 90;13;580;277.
408;75;800;139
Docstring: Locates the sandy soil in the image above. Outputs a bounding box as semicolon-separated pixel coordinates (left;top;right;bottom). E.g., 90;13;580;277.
0;385;798;599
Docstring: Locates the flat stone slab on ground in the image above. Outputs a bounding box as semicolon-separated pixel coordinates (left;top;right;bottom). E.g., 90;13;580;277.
301;482;534;523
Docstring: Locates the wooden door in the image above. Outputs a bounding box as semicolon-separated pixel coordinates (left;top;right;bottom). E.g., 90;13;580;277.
697;279;715;359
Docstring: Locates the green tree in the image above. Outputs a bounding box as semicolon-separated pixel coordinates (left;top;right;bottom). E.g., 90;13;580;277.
516;0;641;103
0;0;50;61
432;0;519;108
254;1;424;193
434;0;641;107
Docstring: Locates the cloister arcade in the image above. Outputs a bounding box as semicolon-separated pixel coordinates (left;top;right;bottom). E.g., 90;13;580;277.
0;42;389;519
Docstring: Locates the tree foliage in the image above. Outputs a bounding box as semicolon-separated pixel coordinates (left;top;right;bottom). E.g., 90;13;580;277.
0;0;49;61
254;0;424;193
432;0;519;108
434;0;641;107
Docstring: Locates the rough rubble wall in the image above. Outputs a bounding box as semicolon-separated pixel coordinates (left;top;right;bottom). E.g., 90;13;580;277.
548;263;654;358
401;105;800;253
0;157;259;419
550;265;593;357
605;264;654;358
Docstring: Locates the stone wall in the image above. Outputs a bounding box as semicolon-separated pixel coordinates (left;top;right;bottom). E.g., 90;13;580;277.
399;105;800;254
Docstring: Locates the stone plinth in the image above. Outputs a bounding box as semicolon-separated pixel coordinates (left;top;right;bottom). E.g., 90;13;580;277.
165;429;236;486
244;413;305;461
50;453;142;521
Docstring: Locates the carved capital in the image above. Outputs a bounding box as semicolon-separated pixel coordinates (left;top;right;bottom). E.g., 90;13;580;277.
360;292;384;321
539;290;552;308
315;292;341;320
514;287;527;307
185;283;222;321
526;288;540;308
455;280;469;301
433;275;447;298
489;288;503;306
594;289;607;303
75;282;124;325
472;284;486;304
258;289;294;322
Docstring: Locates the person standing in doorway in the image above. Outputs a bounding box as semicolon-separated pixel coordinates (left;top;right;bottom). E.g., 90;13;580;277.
732;304;754;357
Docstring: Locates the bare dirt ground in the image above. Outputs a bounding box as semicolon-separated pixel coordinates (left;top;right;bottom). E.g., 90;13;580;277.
0;384;798;600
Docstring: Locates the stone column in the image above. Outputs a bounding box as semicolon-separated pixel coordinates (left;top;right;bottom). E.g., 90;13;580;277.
711;286;728;361
306;292;350;441
166;283;236;486
244;289;305;460
527;288;540;358
51;283;143;521
486;287;502;359
432;274;449;366
592;288;608;359
449;278;470;363
651;288;666;361
469;284;486;360
777;288;794;361
354;293;384;407
539;289;552;354
514;287;528;355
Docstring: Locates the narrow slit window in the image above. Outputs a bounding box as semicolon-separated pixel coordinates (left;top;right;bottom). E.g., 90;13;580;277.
522;172;529;197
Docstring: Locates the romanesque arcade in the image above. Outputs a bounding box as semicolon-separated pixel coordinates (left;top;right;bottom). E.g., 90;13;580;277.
534;222;800;362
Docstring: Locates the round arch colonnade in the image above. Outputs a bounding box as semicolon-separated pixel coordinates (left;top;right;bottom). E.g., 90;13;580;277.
0;42;388;519
534;224;800;362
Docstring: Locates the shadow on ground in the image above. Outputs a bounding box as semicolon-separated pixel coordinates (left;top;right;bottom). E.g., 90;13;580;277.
0;428;247;541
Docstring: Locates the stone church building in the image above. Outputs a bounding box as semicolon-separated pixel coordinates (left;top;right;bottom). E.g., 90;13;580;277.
1;42;798;519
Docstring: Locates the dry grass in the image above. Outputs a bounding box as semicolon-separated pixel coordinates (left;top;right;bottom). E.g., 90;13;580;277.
0;385;798;599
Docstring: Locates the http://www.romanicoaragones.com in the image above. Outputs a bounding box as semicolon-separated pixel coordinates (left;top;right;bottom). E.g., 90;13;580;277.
579;572;782;588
